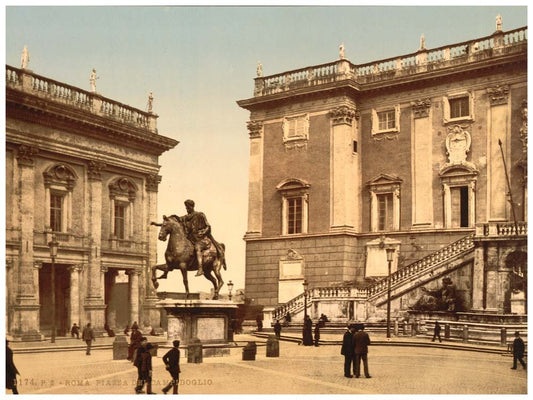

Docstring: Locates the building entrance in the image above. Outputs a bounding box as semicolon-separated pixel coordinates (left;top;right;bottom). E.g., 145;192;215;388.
105;269;130;332
39;263;70;337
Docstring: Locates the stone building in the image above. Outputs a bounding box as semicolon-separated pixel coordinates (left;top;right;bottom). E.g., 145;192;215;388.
237;20;527;320
5;65;177;340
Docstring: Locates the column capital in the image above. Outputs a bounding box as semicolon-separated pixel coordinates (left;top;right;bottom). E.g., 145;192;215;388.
487;84;509;106
247;120;263;139
69;264;84;273
87;160;106;181
33;261;43;269
126;268;141;276
330;106;357;126
411;98;431;119
146;173;161;192
16;144;39;167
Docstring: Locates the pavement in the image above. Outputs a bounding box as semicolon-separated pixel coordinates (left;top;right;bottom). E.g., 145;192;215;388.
6;332;527;395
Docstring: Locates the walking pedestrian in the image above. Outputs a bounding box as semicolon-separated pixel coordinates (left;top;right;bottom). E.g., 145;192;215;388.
284;312;292;326
71;323;80;339
341;324;356;378
314;322;320;347
431;321;442;342
511;331;527;370
353;324;371;378
256;315;263;332
273;320;282;339
302;315;313;346
134;338;155;394
81;323;95;355
6;336;20;394
162;340;181;394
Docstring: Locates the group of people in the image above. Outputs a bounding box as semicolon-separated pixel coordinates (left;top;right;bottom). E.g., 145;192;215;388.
341;324;372;379
301;315;322;346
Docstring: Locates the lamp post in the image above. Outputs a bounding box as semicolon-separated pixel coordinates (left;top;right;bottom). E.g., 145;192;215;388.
386;246;395;339
227;280;234;301
302;279;309;319
48;235;59;343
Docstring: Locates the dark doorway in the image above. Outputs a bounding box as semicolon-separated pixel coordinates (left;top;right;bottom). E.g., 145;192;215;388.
39;263;70;337
451;186;469;228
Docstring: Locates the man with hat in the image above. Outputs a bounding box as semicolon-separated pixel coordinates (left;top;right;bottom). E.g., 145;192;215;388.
341;324;356;378
511;331;527;370
181;199;226;277
353;323;372;378
162;340;181;394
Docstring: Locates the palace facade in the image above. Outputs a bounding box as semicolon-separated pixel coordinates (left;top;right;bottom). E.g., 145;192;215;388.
237;20;527;319
6;65;178;340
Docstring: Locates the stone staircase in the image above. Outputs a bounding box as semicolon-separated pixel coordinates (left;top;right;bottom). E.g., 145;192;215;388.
272;233;476;320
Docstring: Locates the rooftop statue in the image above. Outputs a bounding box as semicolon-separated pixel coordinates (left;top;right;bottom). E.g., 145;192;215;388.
147;91;154;113
257;61;263;77
90;68;99;93
150;200;227;299
20;45;30;69
419;34;426;50
339;42;345;60
496;14;502;31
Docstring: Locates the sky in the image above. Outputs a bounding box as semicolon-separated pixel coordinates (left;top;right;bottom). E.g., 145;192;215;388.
4;4;528;297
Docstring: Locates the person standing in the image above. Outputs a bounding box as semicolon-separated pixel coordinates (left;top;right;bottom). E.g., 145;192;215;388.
6;337;20;394
134;339;155;394
81;323;95;355
314;322;321;347
302;315;313;346
162;340;181;394
341;324;356;378
256;315;263;332
273;320;282;339
432;321;442;342
353;324;371;378
71;323;80;339
511;331;527;370
128;325;143;361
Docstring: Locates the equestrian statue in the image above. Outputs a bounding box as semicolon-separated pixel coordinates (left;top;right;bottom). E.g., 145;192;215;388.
150;199;227;299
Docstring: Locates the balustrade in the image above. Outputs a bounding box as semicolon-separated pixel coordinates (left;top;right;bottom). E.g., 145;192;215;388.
253;27;526;97
6;66;156;132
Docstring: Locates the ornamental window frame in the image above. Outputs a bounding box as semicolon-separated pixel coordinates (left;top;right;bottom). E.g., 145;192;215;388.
443;91;475;124
371;105;400;136
282;113;309;144
367;174;402;232
43;163;78;233
276;178;310;236
108;177;138;240
439;165;478;229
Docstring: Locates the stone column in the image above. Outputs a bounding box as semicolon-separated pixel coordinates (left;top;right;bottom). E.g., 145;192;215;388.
246;121;263;237
144;174;162;332
487;85;510;221
127;269;141;326
84;160;107;333
69;264;82;327
330;106;358;232
411;99;433;227
13;145;42;340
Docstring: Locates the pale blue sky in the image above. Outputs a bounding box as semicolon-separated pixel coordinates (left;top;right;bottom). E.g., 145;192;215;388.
4;5;528;295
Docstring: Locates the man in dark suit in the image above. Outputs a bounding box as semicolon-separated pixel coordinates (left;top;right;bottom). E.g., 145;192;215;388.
511;331;527;370
353;324;371;378
81;323;95;355
6;337;20;394
162;340;181;394
341;324;356;377
432;320;442;342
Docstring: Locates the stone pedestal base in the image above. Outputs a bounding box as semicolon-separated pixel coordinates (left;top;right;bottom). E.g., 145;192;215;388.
157;298;237;346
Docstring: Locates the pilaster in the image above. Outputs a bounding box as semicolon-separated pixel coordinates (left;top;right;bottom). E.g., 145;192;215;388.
127;269;141;326
246;120;264;237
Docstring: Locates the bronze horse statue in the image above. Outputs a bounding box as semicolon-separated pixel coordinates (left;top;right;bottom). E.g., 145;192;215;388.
150;215;226;299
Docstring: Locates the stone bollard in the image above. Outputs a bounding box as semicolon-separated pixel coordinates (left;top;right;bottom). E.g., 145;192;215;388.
500;328;507;346
394;319;399;336
187;338;203;363
402;321;407;335
242;341;257;361
112;335;129;360
462;325;469;343
411;321;417;336
266;335;279;357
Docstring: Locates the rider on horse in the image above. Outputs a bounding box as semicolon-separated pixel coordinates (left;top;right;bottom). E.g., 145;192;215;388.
181;199;226;276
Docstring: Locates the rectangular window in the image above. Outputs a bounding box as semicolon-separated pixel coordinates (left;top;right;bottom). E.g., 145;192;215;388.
377;193;393;231
50;193;63;232
287;116;306;138
287;197;303;234
378;110;396;131
450;186;469;228
114;203;126;239
449;97;470;119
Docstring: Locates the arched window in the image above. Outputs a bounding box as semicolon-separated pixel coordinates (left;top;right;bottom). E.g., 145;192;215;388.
276;178;310;235
43;163;78;233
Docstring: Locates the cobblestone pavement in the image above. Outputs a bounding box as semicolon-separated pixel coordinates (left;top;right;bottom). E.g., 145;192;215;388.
7;335;527;395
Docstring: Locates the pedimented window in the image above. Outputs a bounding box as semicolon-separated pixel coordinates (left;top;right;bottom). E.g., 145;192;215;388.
276;178;310;235
367;174;402;232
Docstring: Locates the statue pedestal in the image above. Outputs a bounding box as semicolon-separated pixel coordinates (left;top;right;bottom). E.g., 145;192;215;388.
157;299;237;347
511;291;526;315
